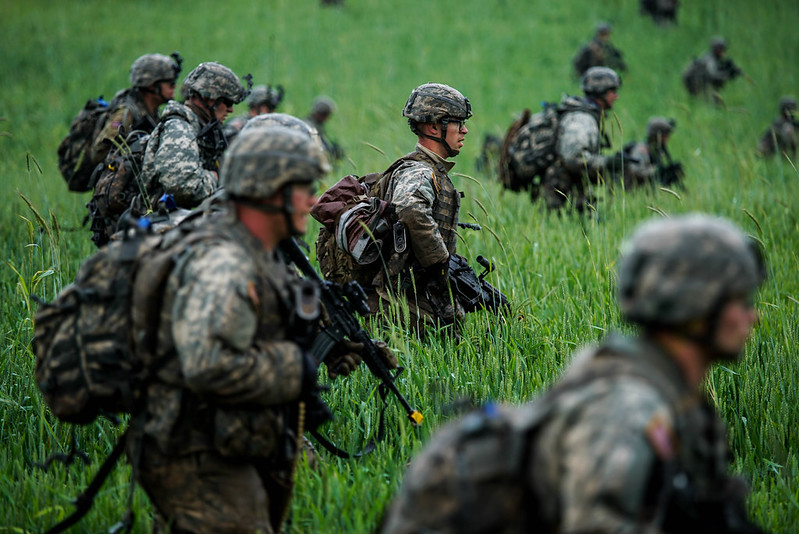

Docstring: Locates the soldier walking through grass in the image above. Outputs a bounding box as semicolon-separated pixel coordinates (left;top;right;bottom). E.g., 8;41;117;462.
382;214;768;534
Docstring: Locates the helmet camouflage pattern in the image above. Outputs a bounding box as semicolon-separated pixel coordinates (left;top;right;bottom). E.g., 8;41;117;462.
710;36;727;50
402;83;472;124
646;117;676;140
241;112;327;159
221;126;330;199
248;84;284;111
581;66;621;96
617;214;766;327
182;62;248;104
129;52;182;87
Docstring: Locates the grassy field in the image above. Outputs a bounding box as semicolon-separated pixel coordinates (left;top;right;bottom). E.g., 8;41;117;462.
1;0;798;531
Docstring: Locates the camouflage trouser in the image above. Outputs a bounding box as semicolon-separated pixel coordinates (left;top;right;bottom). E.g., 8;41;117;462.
368;283;463;340
542;165;593;213
130;438;293;534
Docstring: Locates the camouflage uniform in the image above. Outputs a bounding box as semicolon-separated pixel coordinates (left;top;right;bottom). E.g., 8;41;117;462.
757;97;797;157
223;85;285;144
382;214;767;534
573;24;627;77
305;96;344;163
140;100;222;208
624;117;683;189
131;127;338;534
683;39;742;97
541;95;610;211
90;89;157;164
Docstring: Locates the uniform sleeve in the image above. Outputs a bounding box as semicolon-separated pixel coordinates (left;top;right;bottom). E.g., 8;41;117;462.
548;380;670;534
152;117;218;207
625;144;655;181
389;162;449;267
557;112;609;177
169;243;304;406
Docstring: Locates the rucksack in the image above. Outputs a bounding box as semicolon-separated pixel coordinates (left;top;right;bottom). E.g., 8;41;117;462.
33;216;216;425
86;130;151;247
57;96;110;192
501;103;562;198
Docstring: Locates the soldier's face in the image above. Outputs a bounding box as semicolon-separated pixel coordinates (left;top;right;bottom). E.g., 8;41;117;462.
603;89;619;109
713;297;758;359
159;80;176;101
214;98;234;122
444;119;468;155
287;183;318;235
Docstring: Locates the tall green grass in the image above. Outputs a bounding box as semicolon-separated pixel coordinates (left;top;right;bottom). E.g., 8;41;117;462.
1;0;797;531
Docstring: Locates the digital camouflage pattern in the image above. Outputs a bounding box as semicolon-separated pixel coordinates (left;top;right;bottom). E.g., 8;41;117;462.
90;88;157;164
617;214;765;328
129;52;181;88
140;100;221;208
573;28;628;77
623;117;682;189
220;126;329;199
682;41;742;97
241;112;326;155
182;61;248;103
248;84;285;111
133;210;307;533
382;334;761;534
402;83;472;124
541;95;611;211
580;66;621;96
221;113;249;143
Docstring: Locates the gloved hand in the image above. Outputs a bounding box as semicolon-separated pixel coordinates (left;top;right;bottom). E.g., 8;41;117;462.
299;352;332;431
424;257;463;325
372;339;398;370
325;340;364;379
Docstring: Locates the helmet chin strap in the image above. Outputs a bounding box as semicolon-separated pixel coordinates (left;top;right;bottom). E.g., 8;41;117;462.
419;119;458;157
232;186;302;236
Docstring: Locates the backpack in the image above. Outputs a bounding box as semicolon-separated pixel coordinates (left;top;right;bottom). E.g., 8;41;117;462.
33;216;215;425
86;130;151;247
57;96;110;192
501;103;562;198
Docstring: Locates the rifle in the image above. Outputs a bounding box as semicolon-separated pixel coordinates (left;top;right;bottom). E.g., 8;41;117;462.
280;238;423;428
448;254;510;314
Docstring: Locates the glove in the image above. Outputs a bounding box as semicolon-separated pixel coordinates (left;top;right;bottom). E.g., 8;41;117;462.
424;257;463;325
372;340;398;370
325;340;364;379
299;352;332;431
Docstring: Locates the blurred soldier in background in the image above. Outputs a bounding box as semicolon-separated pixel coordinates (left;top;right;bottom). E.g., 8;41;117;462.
757;96;797;158
382;214;768;534
541;66;625;213
640;0;679;25
91;52;182;164
305;95;345;164
573;22;627;78
623;117;684;190
140;62;249;209
223;84;285;143
130;127;364;533
682;37;743;100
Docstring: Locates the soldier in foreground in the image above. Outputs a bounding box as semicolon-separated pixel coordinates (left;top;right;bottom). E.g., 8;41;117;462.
140;61;248;209
223;84;285;143
129;127;365;533
541;66;624;213
683;37;743;100
623;117;684;190
382;213;768;534
757;96;797;158
572;22;627;78
91;52;182;164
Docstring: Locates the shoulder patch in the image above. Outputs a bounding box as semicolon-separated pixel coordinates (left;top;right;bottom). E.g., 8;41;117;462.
644;413;677;461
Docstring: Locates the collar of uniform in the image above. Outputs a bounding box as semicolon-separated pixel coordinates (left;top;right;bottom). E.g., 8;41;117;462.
603;333;693;394
415;143;456;172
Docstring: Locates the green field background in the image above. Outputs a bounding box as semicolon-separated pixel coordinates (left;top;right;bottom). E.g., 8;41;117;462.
1;0;797;531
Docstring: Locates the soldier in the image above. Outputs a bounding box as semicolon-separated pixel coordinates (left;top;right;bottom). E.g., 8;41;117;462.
140;61;248;209
129;126;367;533
223;84;285;143
382;214;768;534
757;96;797;158
623;117;684;190
640;0;679;25
305;95;344;164
682;37;743;99
573;22;627;78
541;66;625;213
90;52;182;164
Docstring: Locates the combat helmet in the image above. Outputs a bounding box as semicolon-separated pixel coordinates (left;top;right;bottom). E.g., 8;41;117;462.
221;126;329;200
581;66;621;96
311;96;337;116
617;214;765;330
182;62;250;104
241;112;326;154
779;96;797;113
710;36;727;51
403;83;472;125
129;52;183;88
646;117;676;141
248;84;285;111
